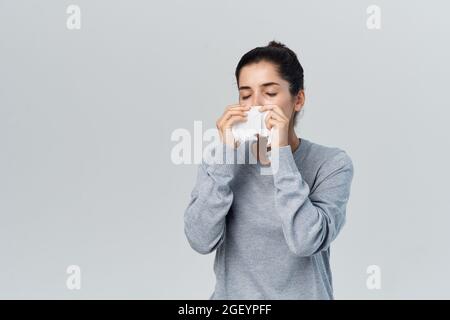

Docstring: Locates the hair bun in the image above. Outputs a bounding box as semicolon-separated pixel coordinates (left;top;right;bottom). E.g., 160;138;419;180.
268;40;286;48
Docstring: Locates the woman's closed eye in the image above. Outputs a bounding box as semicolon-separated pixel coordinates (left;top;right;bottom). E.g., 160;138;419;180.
242;93;277;100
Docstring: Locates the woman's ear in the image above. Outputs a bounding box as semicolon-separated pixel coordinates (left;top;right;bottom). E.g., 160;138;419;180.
293;90;305;112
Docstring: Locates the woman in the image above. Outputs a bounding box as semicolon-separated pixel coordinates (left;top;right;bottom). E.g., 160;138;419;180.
183;41;354;299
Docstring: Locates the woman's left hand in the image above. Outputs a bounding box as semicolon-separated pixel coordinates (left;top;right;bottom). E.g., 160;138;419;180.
259;104;289;148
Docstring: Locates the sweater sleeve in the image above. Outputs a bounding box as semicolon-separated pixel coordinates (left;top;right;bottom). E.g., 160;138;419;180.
272;145;354;257
183;143;238;255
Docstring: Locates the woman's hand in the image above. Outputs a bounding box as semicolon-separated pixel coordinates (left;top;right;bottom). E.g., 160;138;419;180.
259;104;289;148
216;104;250;148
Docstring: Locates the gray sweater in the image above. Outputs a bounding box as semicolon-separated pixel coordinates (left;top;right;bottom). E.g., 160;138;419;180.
183;138;354;299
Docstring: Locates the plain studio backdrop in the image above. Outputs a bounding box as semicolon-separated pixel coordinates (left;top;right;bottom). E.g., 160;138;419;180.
1;0;449;299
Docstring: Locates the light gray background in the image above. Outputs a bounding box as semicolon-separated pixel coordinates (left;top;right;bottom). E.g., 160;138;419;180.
1;0;449;299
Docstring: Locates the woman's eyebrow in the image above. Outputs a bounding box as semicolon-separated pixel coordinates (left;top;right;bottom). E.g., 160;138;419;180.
261;82;280;88
238;82;280;90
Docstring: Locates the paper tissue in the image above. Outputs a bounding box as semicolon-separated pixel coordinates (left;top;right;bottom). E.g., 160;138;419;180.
231;106;273;145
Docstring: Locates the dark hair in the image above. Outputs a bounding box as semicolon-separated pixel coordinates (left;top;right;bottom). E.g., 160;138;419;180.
235;40;304;125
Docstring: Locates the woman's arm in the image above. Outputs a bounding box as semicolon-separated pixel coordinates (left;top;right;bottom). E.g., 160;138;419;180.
183;143;237;255
184;103;248;255
272;146;354;257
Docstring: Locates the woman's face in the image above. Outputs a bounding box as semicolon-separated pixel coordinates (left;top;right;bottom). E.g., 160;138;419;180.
237;60;304;125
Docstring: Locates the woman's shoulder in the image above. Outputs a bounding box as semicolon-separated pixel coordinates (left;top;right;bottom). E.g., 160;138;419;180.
301;138;353;172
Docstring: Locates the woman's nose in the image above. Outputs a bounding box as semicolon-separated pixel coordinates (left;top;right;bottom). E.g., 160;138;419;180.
251;93;264;107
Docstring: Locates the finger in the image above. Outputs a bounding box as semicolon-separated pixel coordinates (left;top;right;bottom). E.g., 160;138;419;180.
221;104;246;118
225;110;249;118
220;106;250;124
264;111;272;130
224;115;248;128
267;110;286;122
219;109;248;125
229;107;251;114
227;104;251;111
258;105;273;112
266;118;284;129
218;110;248;128
260;105;288;120
268;105;288;120
226;103;242;110
264;111;286;129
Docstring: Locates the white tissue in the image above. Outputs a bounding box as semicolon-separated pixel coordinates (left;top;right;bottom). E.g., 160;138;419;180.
231;106;273;144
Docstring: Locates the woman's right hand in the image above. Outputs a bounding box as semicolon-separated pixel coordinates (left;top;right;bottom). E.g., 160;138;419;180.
216;104;250;148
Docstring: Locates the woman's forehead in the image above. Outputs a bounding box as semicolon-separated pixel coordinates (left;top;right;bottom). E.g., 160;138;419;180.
240;61;277;76
239;62;287;88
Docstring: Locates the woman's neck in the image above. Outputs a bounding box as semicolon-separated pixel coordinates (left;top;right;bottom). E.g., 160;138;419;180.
288;128;300;153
